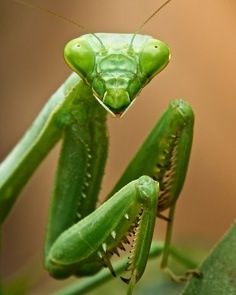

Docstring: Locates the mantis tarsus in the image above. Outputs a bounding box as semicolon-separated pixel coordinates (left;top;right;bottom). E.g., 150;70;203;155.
0;1;200;294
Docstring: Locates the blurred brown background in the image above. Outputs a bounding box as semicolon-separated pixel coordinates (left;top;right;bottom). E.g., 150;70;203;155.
0;0;236;293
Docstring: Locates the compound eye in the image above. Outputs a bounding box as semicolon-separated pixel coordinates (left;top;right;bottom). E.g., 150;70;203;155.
64;38;95;78
139;39;171;80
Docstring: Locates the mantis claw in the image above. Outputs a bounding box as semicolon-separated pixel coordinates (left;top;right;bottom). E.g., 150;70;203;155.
162;267;202;283
157;212;172;222
185;269;203;279
120;276;130;284
103;257;117;277
121;270;137;295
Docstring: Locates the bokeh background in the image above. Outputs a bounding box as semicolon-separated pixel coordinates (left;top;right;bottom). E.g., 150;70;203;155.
1;0;236;293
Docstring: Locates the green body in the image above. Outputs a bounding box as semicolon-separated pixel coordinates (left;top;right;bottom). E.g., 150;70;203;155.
0;33;194;294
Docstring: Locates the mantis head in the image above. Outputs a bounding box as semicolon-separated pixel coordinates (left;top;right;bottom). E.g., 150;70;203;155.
64;33;170;117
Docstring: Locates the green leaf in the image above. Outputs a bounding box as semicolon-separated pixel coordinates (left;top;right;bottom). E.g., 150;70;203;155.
182;221;236;295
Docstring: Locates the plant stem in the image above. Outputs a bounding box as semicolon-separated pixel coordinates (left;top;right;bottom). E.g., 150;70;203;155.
52;241;198;295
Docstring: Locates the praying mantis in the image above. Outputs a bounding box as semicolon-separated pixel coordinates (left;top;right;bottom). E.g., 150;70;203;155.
0;1;201;294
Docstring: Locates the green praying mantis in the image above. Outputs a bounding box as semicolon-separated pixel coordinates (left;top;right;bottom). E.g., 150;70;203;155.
0;1;201;294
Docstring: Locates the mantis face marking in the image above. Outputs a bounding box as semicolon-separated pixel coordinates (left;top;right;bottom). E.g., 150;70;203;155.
64;33;170;116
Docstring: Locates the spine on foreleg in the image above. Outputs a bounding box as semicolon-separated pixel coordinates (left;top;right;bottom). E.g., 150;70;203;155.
44;84;108;278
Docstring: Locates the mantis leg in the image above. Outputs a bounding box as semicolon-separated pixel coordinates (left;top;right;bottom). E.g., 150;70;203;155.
160;202;178;276
161;203;202;281
45;81;108;278
0;73;85;223
107;99;195;278
45;176;159;283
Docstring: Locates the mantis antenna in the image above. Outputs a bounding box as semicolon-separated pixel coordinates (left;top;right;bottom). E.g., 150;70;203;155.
128;0;173;51
13;0;107;52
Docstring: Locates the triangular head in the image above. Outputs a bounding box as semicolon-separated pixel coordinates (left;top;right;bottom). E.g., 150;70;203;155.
64;33;170;116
